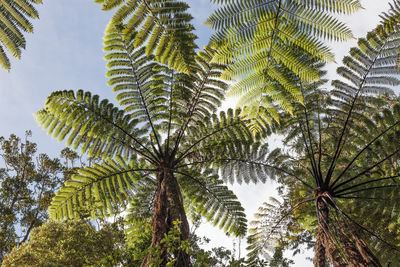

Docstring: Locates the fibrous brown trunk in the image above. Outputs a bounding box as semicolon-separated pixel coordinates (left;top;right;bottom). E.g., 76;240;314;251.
314;194;381;267
314;198;329;267
314;225;327;267
142;168;191;267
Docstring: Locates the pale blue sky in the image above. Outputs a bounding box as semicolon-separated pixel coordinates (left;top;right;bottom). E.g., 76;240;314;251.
0;0;394;265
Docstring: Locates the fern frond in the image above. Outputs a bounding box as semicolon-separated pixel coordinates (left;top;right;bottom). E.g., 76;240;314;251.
177;169;247;237
97;0;197;74
177;45;229;125
0;0;42;71
246;197;307;265
176;108;255;164
104;27;167;150
207;0;360;121
331;30;400;109
49;156;155;220
34;89;155;161
379;0;400;34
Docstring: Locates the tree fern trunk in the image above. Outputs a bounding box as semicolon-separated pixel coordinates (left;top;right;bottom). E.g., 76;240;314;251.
314;199;329;267
314;196;382;267
142;168;191;267
314;227;327;267
347;228;382;267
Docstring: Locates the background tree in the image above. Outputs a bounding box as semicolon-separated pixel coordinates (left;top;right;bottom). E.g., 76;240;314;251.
0;131;66;262
0;0;42;71
2;220;131;267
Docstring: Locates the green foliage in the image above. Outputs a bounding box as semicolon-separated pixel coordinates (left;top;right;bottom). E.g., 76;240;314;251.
0;132;66;262
2;220;130;267
268;244;294;267
35;89;147;160
207;0;361;118
0;0;42;71
331;30;400;104
246;197;309;266
123;217;248;266
247;198;289;265
124;218;153;264
95;0;197;74
378;0;400;34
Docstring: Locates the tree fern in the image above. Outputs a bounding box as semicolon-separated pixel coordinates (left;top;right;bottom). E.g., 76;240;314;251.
241;8;400;264
36;22;272;265
0;0;42;71
207;0;361;119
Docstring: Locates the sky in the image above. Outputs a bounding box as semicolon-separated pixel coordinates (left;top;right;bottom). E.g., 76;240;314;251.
0;0;394;265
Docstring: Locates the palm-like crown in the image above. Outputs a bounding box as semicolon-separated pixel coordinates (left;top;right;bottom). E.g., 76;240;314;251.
245;6;400;264
35;25;272;237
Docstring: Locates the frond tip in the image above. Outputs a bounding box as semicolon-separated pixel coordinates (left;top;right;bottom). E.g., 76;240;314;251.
0;0;43;71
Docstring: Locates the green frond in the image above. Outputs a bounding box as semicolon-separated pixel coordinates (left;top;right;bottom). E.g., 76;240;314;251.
95;0;125;11
104;27;168;137
99;0;197;74
291;0;362;14
0;0;42;71
216;143;289;185
240;103;280;135
178;108;256;164
246;197;295;265
207;0;359;122
124;218;152;248
379;0;400;34
35;89;151;160
49;156;154;221
331;27;400;102
178;169;247;237
180;114;280;184
180;45;229;123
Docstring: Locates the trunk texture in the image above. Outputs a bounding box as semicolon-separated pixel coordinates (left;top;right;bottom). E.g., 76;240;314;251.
314;198;329;267
314;195;381;267
142;169;191;267
314;226;327;267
